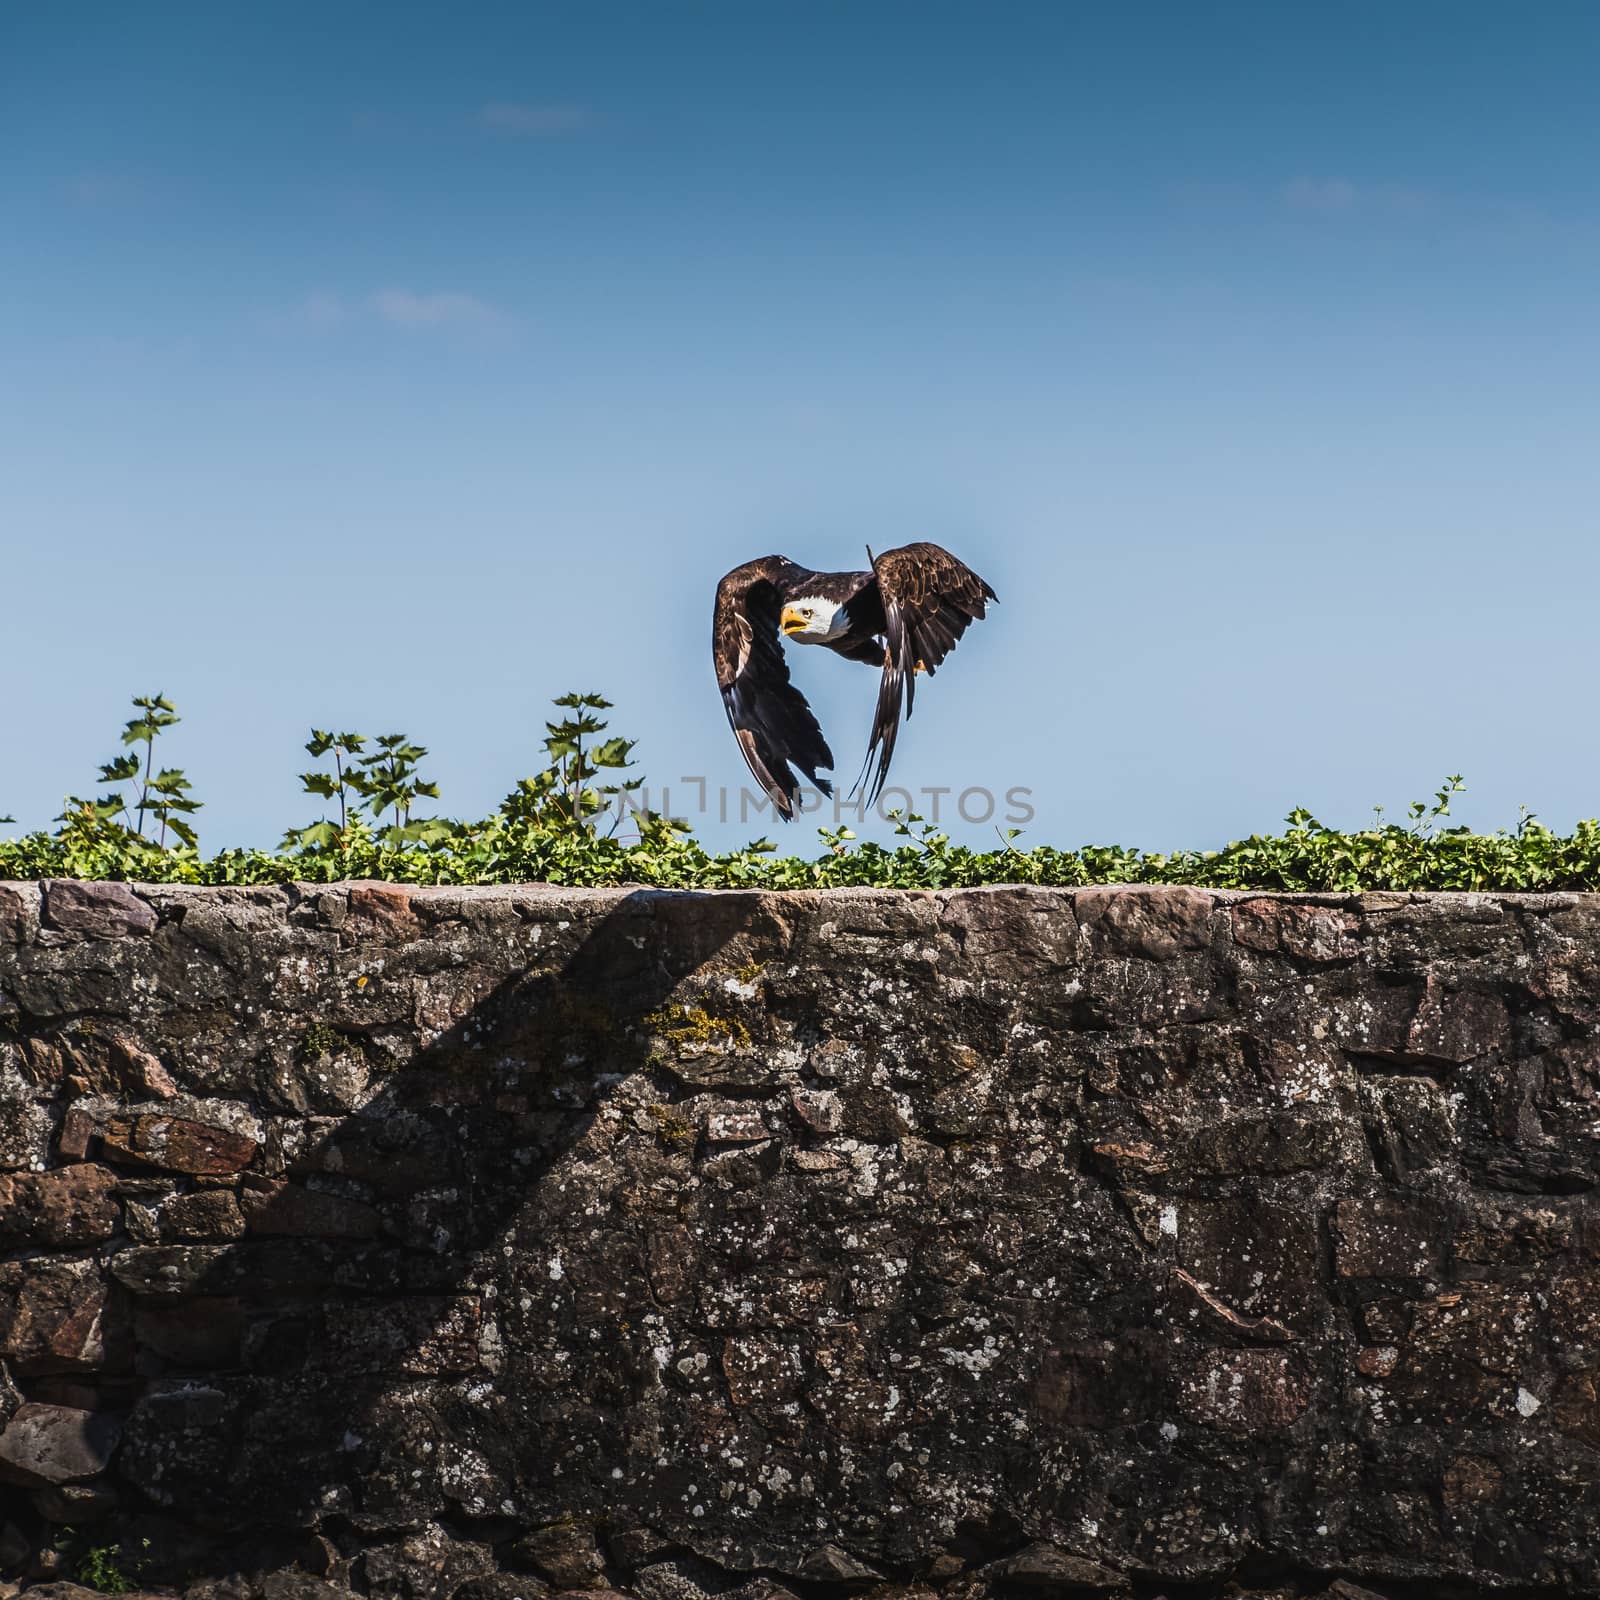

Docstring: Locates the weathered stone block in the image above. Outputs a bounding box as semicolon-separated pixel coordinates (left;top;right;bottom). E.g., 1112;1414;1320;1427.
1177;1349;1312;1434
1075;885;1213;959
1232;898;1359;962
99;1113;259;1176
0;1403;120;1486
360;1525;495;1599
163;1188;247;1241
1408;982;1511;1063
0;884;30;944
0;1258;123;1374
32;1476;118;1523
0;1163;119;1246
510;1524;606;1589
41;880;156;938
1333;1194;1452;1281
133;1297;246;1368
322;1297;483;1375
703;1105;770;1145
240;1181;381;1239
345;882;423;941
109;1244;237;1298
1178;1197;1323;1333
987;1542;1130;1594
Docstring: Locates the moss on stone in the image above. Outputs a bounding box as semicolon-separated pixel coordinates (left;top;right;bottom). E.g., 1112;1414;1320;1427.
647;1104;697;1146
643;1001;752;1050
299;1021;343;1062
363;1039;399;1074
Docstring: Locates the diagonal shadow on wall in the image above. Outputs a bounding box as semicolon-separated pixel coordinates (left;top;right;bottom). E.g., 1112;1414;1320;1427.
10;885;829;1593
11;880;1575;1600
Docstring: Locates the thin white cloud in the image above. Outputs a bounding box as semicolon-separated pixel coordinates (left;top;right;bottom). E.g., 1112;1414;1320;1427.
273;289;513;337
1371;184;1432;215
478;101;590;136
1283;177;1359;213
1173;178;1435;218
266;292;348;334
370;289;507;329
1281;178;1433;216
66;172;152;206
1169;180;1252;209
350;109;403;136
298;291;348;329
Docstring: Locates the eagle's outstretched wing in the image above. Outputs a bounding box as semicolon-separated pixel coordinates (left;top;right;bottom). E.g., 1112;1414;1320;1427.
713;556;835;820
857;541;997;806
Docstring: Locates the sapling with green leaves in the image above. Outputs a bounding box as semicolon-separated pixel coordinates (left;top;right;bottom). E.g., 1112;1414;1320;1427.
354;734;443;846
54;791;129;842
500;692;648;838
284;730;368;851
53;1525;152;1596
122;693;184;837
145;765;201;848
56;692;201;851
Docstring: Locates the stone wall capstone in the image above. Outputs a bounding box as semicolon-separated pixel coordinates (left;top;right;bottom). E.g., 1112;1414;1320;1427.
2;881;1599;1600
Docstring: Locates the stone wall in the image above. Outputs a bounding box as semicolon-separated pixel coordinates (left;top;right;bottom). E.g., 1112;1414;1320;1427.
2;881;1599;1600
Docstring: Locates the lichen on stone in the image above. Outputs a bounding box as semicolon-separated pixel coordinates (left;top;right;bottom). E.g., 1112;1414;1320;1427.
643;999;753;1050
647;1103;697;1146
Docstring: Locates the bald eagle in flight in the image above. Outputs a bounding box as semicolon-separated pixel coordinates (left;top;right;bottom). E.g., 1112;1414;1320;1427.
712;542;997;819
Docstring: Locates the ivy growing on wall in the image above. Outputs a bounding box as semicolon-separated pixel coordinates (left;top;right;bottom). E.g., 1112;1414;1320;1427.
4;694;1598;891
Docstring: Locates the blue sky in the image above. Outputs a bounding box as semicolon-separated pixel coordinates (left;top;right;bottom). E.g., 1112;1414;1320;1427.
4;2;1599;852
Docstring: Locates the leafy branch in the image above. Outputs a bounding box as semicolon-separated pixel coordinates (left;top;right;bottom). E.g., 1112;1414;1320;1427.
54;692;201;853
499;692;648;839
283;730;369;852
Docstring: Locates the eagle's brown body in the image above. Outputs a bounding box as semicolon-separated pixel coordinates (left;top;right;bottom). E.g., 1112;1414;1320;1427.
711;542;997;818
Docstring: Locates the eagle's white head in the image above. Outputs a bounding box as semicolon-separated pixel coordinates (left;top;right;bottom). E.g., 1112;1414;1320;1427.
780;596;847;644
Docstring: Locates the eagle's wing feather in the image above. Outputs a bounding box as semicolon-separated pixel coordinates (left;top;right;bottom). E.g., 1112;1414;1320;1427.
857;542;997;806
713;556;835;820
824;633;889;668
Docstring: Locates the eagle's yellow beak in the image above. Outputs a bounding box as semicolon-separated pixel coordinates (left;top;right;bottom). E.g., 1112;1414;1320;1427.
780;606;807;635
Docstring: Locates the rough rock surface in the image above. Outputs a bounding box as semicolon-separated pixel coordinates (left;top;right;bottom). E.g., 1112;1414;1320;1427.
1;881;1599;1598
